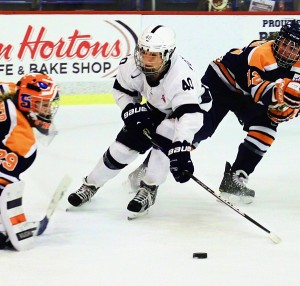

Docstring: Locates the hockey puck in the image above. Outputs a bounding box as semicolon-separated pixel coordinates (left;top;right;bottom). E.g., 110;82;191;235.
193;252;207;259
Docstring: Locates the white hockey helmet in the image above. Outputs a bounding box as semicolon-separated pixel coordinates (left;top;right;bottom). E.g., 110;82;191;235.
134;25;176;76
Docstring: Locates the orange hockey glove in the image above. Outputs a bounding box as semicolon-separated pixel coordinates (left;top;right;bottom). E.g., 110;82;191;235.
274;78;300;108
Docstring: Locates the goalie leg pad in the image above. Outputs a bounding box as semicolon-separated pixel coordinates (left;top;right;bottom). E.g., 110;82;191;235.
0;181;35;251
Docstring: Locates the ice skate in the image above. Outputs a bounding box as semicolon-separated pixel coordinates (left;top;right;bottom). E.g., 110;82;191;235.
68;177;99;207
123;163;147;194
127;180;158;220
219;162;255;204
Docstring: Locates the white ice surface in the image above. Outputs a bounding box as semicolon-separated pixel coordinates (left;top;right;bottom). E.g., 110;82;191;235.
1;105;299;286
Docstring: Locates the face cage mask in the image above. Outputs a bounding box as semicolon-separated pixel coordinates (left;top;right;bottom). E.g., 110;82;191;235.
28;96;60;135
134;46;170;76
273;36;300;68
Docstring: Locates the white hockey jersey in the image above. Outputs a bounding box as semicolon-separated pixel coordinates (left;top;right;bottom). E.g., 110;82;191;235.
112;53;209;143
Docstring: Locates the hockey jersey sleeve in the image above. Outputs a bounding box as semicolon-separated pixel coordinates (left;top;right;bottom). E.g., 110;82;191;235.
112;56;143;110
246;41;279;106
166;67;204;144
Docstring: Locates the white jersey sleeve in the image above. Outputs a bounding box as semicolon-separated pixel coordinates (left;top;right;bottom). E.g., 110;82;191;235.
162;55;204;143
112;55;143;110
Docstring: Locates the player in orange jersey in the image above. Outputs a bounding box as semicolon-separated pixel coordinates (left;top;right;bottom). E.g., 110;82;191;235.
127;19;300;204
0;73;60;250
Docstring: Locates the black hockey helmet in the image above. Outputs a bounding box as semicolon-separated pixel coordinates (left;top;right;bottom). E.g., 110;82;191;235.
280;20;300;43
273;20;300;68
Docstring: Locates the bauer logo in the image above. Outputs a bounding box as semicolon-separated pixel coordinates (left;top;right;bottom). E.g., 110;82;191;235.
124;106;147;119
168;146;191;155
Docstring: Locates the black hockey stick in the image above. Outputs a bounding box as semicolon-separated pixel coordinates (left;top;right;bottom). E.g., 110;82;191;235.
143;128;281;244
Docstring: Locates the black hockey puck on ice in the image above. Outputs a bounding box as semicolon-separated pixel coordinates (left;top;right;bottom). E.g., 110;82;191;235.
193;252;207;259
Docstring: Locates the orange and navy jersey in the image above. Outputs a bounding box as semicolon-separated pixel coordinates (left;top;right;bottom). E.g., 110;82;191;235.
208;40;300;106
0;82;37;188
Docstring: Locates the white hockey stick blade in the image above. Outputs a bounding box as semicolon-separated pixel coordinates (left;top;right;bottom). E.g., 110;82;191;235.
32;175;72;236
268;232;282;244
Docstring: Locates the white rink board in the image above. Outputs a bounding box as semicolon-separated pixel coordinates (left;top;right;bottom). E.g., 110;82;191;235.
0;14;299;93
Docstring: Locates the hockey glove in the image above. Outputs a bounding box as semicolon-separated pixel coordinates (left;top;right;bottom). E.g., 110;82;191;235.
267;105;299;124
121;103;154;133
283;81;300;109
274;78;300;108
168;141;194;183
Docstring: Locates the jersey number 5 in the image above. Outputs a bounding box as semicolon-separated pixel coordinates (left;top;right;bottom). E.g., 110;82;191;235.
182;78;194;91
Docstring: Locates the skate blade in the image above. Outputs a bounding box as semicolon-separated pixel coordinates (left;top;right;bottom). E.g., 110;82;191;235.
127;209;149;220
65;203;85;212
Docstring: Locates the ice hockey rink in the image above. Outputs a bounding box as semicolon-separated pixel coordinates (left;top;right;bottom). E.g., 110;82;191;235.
0;104;299;286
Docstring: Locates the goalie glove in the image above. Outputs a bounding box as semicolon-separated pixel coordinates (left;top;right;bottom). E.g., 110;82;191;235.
121;103;154;133
267;105;299;124
273;78;300;108
168;141;194;183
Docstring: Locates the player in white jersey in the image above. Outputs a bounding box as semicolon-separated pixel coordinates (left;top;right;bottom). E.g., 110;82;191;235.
68;25;211;218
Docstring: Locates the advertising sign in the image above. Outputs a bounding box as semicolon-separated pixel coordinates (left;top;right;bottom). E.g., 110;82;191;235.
0;14;140;86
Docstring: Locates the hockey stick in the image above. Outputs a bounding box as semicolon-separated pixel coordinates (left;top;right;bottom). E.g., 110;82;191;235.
185;172;281;244
30;175;72;236
143;129;282;244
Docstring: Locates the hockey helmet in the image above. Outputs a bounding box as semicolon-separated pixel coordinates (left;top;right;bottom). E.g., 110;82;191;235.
134;25;176;76
273;20;300;68
15;73;60;135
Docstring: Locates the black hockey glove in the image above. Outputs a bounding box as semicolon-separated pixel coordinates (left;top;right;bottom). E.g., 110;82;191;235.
168;141;194;183
121;103;154;133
